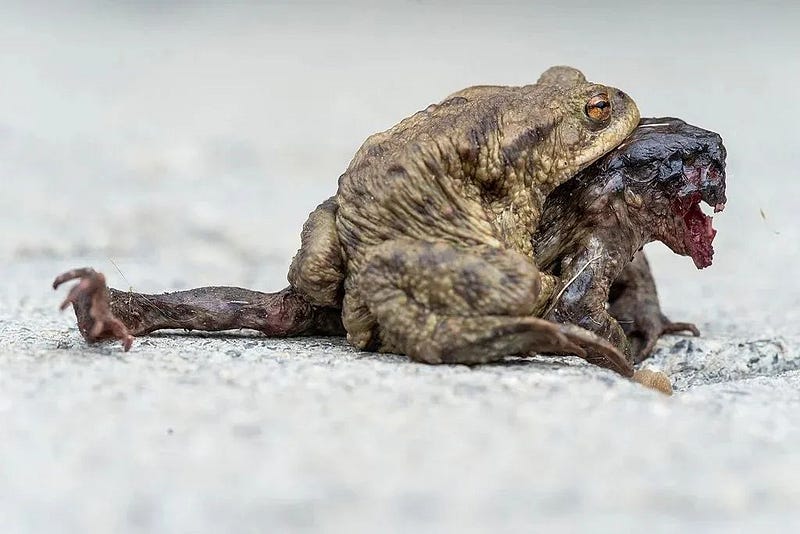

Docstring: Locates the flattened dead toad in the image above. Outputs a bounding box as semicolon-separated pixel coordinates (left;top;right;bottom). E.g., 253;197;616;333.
536;117;727;387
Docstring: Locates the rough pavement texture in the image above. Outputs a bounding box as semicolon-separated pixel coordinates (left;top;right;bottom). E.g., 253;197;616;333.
1;2;799;533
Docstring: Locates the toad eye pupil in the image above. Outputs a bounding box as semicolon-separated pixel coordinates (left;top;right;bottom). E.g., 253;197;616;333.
585;94;612;123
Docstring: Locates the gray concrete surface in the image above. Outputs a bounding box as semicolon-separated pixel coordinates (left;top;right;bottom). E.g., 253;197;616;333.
1;2;799;532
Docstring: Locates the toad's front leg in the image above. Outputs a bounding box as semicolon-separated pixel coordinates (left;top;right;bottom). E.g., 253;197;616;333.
547;242;631;356
545;241;672;394
352;239;634;378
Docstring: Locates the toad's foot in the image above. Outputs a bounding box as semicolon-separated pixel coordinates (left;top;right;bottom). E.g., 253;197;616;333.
632;369;673;395
53;268;134;351
548;323;634;377
422;316;634;377
625;314;699;364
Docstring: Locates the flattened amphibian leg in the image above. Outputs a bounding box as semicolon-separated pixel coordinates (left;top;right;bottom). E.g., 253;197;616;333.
546;240;632;358
356;240;632;376
53;268;343;350
608;251;700;363
546;245;672;394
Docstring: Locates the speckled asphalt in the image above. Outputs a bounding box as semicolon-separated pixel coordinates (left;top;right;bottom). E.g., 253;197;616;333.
1;3;799;533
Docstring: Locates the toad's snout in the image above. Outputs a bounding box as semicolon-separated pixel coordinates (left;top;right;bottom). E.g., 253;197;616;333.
681;152;727;213
701;165;727;213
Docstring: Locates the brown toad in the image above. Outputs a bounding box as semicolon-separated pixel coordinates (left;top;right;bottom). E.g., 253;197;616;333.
54;115;729;395
55;66;691;387
314;66;639;364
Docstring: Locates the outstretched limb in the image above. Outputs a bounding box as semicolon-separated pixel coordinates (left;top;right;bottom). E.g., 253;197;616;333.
608;251;700;363
53;268;344;351
353;240;638;380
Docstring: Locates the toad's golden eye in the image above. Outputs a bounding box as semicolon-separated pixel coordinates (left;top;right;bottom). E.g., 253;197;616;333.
585;93;612;123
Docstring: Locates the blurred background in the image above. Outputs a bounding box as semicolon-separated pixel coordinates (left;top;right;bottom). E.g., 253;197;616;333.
2;2;800;533
1;0;797;334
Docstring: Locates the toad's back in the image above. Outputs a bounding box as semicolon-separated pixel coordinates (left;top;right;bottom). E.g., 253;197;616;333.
335;84;558;267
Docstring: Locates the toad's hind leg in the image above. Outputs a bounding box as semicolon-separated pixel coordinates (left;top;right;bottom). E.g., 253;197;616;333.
287;196;345;308
357;240;632;376
53;268;344;351
609;251;700;363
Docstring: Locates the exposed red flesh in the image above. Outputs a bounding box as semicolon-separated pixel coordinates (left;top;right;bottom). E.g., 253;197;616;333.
669;159;727;269
683;200;716;268
672;192;716;269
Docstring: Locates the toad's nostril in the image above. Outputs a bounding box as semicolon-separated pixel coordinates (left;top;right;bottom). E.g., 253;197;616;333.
617;90;626;99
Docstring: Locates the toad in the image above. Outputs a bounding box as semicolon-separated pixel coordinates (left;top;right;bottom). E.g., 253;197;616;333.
54;68;722;393
535;117;726;390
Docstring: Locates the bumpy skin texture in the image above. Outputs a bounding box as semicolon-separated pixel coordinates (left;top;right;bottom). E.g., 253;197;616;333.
55;69;732;395
534;117;726;365
52;118;727;394
335;66;639;371
287;197;344;308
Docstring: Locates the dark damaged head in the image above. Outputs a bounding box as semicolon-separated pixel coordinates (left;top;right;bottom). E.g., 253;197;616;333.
595;117;727;268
